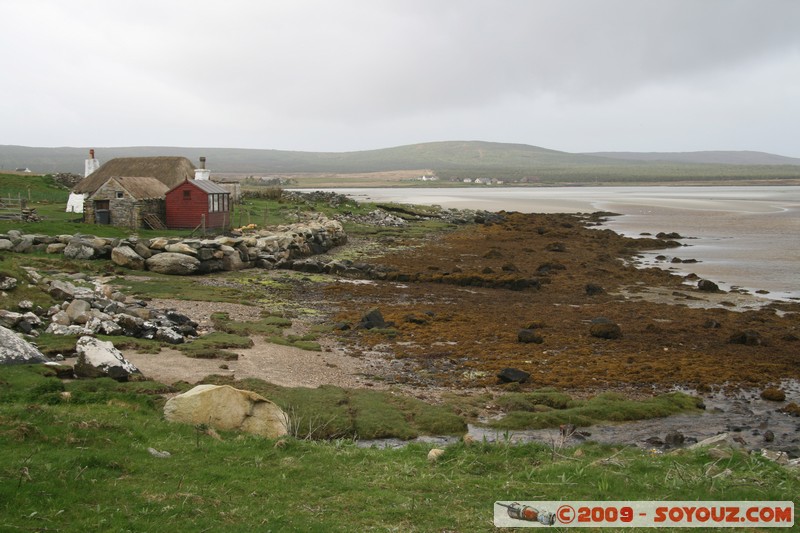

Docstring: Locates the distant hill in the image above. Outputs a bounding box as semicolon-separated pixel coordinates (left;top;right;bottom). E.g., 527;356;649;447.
585;150;800;166
3;141;800;184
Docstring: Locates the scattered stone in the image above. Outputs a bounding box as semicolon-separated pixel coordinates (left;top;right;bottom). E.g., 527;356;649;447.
163;384;288;438
729;330;763;346
147;448;171;458
763;430;775;443
497;367;530;384
760;449;789;465
590;322;622;339
760;388;786;402
585;283;605;295
545;242;566;252
665;430;685;446
359;308;387;330
517;328;544;344
780;403;800;417
48;279;77;301
65;299;92;325
427;448;445;462
0;325;48;365
703;319;721;329
0;274;18;291
74;336;142;381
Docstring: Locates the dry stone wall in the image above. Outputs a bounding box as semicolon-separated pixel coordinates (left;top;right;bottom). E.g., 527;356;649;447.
0;215;347;276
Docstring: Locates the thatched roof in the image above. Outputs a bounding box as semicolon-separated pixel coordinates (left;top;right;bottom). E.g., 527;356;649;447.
95;176;169;200
73;156;196;194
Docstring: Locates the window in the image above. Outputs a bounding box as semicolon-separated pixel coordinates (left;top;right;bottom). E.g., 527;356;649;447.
183;190;191;200
116;191;124;199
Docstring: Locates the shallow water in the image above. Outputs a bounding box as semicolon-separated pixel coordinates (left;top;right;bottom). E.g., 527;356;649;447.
303;186;800;299
357;382;800;454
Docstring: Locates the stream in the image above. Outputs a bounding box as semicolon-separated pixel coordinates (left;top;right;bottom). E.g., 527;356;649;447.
357;381;800;455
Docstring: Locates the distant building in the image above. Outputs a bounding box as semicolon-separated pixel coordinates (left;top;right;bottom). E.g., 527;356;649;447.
15;168;32;173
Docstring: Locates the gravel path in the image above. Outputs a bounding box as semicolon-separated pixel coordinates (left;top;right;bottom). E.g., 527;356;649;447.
123;298;377;389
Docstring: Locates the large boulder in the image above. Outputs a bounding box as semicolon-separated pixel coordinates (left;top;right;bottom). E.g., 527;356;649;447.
0;274;18;291
111;245;146;271
74;336;142;381
590;322;623;339
164;384;288;438
65;299;92;324
145;253;200;275
48;279;78;301
64;238;99;260
0;325;48;365
497;367;530;384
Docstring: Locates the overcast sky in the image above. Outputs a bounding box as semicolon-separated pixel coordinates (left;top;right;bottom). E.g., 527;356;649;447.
2;0;799;156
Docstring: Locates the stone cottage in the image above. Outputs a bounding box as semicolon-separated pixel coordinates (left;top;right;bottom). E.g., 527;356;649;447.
72;156;196;225
85;176;169;229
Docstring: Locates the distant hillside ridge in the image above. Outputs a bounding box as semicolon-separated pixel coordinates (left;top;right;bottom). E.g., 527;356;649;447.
585;150;800;166
3;141;800;183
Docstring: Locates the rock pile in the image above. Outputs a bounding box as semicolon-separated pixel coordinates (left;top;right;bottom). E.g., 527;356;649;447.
0;216;347;276
0;269;198;347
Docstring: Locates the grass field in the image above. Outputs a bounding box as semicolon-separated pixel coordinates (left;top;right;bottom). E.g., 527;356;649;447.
1;365;797;532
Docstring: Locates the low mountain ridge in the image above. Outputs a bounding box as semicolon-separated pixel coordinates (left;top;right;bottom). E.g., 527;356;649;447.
2;141;800;183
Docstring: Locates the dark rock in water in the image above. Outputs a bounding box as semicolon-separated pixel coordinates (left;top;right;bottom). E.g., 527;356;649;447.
697;279;720;292
655;255;667;261
359;308;387;330
590;322;622;339
517;329;544;344
656;232;683;239
665;430;685;446
585;283;605;296
729;330;763;346
645;436;664;447
764;430;775;443
497;367;530;384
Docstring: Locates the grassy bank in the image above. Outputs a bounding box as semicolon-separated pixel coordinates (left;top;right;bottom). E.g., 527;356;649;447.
1;367;797;532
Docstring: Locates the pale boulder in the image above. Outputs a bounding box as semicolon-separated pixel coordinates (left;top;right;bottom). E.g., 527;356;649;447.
74;336;142;381
164;384;288;438
111;245;146;271
0;325;48;365
145;253;200;275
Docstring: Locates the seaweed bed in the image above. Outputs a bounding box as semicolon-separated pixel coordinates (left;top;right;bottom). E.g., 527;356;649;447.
311;211;800;393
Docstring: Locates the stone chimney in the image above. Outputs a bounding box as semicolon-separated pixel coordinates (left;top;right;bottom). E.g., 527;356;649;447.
84;148;100;177
194;156;211;180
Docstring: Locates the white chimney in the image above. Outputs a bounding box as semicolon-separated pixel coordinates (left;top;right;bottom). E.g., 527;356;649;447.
84;148;100;177
194;156;210;180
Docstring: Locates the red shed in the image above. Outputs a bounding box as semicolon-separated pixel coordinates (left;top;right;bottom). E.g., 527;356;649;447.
165;179;231;230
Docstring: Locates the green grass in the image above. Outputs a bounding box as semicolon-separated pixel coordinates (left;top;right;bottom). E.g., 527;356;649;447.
491;390;703;430
176;332;253;360
1;365;797;531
